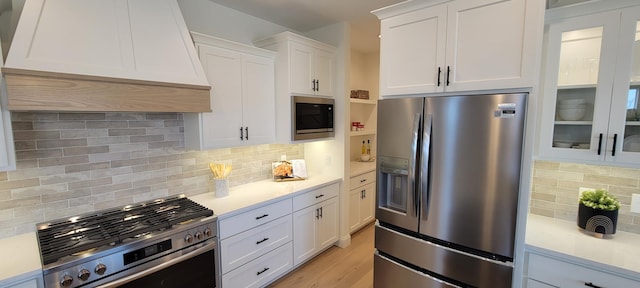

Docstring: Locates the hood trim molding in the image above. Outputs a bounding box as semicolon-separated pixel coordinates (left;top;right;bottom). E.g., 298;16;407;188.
4;71;211;112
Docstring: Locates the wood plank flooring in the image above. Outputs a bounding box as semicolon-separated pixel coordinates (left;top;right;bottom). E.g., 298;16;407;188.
268;223;374;288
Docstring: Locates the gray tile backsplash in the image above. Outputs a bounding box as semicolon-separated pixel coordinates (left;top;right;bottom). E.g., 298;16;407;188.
0;112;303;238
530;160;640;234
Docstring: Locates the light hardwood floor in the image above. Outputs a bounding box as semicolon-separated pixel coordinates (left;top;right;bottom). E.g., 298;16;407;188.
268;223;374;288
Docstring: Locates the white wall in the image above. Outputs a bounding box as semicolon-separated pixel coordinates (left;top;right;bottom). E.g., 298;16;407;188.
177;0;294;45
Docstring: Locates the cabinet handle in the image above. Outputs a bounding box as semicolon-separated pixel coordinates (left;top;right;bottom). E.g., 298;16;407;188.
597;133;603;155
316;79;320;91
240;127;244;140
446;66;451;86
363;189;366;198
245;127;249;140
584;282;602;288
437;67;442;86
315;208;319;219
312;79;316;91
256;237;269;245
256;267;270;276
360;179;367;183
256;214;269;220
320;207;323;218
315;194;325;199
612;133;618;157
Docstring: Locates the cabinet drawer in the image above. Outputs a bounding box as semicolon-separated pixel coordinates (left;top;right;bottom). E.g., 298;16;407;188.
220;215;292;274
349;171;375;189
222;242;293;288
528;253;640;287
292;182;339;211
219;198;292;239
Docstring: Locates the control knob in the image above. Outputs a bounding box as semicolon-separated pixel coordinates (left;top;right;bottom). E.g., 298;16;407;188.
185;233;193;244
60;274;73;287
78;268;91;281
204;227;212;237
95;263;107;275
195;231;203;240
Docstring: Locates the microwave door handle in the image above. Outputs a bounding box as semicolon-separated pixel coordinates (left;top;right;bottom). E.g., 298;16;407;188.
421;114;432;220
410;113;421;217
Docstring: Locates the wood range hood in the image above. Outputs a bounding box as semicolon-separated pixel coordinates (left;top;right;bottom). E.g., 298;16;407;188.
1;0;211;113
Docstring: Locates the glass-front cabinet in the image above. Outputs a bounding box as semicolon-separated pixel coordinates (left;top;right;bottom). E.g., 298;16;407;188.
539;5;640;165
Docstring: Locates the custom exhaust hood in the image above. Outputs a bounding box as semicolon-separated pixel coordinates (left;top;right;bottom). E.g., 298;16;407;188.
1;0;211;112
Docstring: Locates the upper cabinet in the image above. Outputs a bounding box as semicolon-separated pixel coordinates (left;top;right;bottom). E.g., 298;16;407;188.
185;33;276;150
373;0;545;97
2;0;211;112
255;32;337;143
289;42;336;97
538;4;640;165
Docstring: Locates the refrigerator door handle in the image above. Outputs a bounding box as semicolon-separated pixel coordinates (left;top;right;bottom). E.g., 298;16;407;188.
421;114;432;220
411;113;422;217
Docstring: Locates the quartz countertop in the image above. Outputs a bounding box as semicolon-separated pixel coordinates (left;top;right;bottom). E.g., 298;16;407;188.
0;232;42;286
526;214;640;280
349;160;375;177
191;175;342;219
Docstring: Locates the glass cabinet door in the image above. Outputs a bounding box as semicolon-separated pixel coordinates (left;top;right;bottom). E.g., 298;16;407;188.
609;7;640;164
539;11;620;161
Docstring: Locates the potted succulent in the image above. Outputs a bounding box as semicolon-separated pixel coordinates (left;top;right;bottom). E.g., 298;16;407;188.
577;188;620;236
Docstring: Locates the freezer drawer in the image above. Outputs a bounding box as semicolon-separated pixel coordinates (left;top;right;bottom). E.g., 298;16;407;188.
375;224;513;288
374;252;457;288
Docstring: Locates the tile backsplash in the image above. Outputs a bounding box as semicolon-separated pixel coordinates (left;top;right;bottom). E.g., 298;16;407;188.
0;112;303;238
530;160;640;234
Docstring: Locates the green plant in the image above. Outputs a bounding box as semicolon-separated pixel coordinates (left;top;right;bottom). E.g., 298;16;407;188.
579;189;620;211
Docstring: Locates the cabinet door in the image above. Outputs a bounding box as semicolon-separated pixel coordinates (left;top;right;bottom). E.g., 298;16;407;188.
349;182;375;233
314;48;335;97
360;182;375;226
242;54;276;145
607;6;640;164
379;4;447;96
317;197;338;250
538;11;620;161
445;0;537;91
289;42;315;95
292;204;319;266
197;45;244;149
349;187;363;232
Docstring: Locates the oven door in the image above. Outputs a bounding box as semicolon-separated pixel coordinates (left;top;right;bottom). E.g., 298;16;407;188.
95;238;218;288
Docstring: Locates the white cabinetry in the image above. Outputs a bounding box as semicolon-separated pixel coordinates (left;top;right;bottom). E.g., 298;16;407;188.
526;252;640;288
218;199;293;288
373;0;544;97
186;33;275;149
348;171;375;233
292;182;339;266
255;32;337;143
538;5;640;165
289;41;335;97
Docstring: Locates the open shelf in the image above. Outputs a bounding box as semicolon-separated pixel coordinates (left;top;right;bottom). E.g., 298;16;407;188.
350;98;377;105
554;120;593;125
350;130;377;137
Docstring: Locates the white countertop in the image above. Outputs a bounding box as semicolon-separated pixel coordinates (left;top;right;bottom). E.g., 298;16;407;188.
0;232;42;286
526;214;640;280
191;175;342;219
349;160;375;177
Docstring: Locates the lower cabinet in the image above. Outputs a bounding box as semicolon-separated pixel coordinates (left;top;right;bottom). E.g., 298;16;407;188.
219;199;293;288
292;183;339;266
526;252;640;287
348;171;375;233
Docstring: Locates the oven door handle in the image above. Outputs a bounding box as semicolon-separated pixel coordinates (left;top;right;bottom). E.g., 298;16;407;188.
95;240;217;288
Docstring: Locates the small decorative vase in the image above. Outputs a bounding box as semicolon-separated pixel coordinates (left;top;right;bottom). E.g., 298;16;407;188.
214;178;229;198
577;203;618;236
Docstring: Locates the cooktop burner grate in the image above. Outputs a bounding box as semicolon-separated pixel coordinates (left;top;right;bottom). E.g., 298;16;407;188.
36;196;213;265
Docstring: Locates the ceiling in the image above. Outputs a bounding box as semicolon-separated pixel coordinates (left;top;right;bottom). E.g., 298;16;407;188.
208;0;405;53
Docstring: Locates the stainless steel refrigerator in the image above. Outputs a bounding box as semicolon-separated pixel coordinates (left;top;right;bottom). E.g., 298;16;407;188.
374;93;527;288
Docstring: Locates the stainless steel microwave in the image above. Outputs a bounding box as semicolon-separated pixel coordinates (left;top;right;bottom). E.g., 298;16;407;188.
292;96;335;141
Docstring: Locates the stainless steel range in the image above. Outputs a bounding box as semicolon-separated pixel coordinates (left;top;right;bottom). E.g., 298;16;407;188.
36;195;218;288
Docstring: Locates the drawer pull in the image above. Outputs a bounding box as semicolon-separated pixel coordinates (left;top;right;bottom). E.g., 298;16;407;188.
315;194;325;199
584;282;602;288
360;179;367;183
257;267;270;276
256;237;269;245
256;214;269;220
